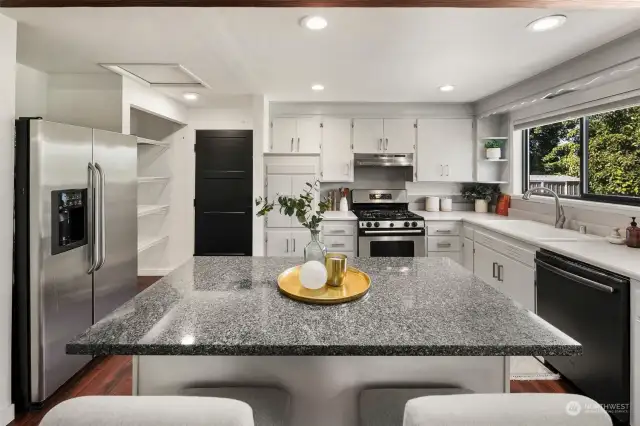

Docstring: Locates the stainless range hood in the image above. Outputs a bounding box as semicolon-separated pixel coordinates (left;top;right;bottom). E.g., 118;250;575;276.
354;153;413;167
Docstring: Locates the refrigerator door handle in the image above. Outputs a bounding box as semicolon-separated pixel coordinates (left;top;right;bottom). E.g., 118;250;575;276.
87;163;99;274
95;163;106;270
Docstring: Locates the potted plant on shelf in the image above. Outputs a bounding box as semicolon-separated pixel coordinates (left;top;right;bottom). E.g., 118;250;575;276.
461;183;500;213
484;139;503;160
255;179;331;262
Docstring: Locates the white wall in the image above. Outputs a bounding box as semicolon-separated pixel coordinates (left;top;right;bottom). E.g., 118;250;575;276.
121;78;188;134
0;13;16;426
47;74;122;132
15;64;48;119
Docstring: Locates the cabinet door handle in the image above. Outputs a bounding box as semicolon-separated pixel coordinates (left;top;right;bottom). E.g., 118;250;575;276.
437;242;452;248
385;138;389;151
498;264;504;282
492;262;498;278
297;137;300;151
436;229;452;234
446;165;450;176
440;165;443;176
291;138;294;152
286;239;289;253
331;243;345;247
344;162;349;175
378;138;382;151
293;238;296;252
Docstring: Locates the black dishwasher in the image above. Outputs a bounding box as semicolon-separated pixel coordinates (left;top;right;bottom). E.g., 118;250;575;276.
536;249;630;424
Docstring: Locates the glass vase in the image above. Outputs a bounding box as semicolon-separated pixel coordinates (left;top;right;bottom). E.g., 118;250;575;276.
304;230;327;263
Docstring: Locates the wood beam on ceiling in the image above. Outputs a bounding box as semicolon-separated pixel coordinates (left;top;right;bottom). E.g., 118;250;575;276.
2;0;640;7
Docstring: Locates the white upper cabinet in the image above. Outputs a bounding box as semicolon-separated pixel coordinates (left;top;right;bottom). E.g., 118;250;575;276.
271;118;297;153
352;119;384;153
270;117;321;153
266;174;292;228
417;118;473;182
383;119;416;154
296;117;322;153
321;118;353;182
353;118;416;154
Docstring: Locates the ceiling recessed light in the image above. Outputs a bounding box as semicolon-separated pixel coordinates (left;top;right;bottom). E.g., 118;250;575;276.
439;85;455;92
311;84;325;91
527;15;567;32
183;92;199;101
300;16;328;31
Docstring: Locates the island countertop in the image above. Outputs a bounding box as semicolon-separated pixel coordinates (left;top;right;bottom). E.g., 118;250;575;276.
67;257;581;356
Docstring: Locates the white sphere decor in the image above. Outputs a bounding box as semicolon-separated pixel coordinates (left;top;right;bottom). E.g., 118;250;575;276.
299;261;327;290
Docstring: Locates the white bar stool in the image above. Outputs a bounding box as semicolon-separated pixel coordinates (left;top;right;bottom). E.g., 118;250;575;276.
39;395;254;426
403;393;613;426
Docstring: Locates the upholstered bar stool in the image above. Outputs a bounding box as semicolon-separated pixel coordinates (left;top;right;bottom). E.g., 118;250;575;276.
39;395;255;426
182;387;290;426
359;388;472;426
403;393;613;426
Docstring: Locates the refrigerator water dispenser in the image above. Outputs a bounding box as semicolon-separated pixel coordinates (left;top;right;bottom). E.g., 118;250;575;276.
51;189;87;255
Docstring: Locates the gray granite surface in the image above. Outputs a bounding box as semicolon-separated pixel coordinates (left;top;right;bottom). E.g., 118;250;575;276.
67;257;581;356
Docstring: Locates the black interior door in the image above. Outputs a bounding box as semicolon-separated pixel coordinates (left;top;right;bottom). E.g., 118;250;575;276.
195;130;253;256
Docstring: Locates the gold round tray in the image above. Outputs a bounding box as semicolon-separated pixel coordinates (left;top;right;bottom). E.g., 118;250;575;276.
277;266;371;305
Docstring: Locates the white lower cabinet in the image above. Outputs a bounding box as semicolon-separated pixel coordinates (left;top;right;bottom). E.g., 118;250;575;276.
462;237;474;272
321;221;357;258
473;240;535;312
266;230;310;257
632;279;640;426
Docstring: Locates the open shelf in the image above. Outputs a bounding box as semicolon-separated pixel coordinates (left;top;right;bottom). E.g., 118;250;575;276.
137;204;169;217
138;176;170;183
138;235;169;254
136;136;170;147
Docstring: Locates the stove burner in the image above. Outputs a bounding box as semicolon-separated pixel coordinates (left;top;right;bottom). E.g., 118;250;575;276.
356;210;423;221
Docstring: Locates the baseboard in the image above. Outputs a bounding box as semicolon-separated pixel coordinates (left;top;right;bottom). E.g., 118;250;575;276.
138;268;172;276
0;403;15;426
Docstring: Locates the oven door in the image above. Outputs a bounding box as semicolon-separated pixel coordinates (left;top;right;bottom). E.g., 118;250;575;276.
358;231;426;257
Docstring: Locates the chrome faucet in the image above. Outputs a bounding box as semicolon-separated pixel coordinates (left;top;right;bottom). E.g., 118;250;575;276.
522;187;566;229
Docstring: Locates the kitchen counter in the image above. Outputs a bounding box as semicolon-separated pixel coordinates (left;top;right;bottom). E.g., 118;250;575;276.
411;211;509;221
322;211;357;220
68;256;579;357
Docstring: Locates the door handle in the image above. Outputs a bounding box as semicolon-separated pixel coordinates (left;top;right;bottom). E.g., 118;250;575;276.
378;138;382;151
344;162;349;175
293;238;296;252
286;239;289;253
497;264;504;282
87;163;99;274
297;137;300;152
534;259;615;293
95;163;106;270
440;165;443;176
446;165;450;176
492;262;498;278
385;138;389;151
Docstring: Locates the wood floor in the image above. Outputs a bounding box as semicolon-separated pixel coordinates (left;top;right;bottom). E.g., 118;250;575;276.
11;276;580;425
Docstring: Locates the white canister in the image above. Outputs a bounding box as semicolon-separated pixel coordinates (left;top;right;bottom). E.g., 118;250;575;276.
440;198;453;212
339;196;349;212
426;197;440;212
475;199;489;213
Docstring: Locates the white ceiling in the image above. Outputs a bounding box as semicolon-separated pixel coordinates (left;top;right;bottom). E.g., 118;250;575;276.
4;7;640;105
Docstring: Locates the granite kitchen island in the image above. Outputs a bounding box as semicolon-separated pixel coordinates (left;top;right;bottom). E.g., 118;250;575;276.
68;256;580;426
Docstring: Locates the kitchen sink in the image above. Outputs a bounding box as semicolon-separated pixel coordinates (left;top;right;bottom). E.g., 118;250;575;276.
472;219;601;242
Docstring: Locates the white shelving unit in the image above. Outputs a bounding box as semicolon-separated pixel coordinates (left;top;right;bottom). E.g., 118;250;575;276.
132;106;183;276
476;119;510;185
137;204;170;217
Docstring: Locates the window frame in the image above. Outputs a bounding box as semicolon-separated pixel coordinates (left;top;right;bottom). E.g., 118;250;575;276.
522;113;640;207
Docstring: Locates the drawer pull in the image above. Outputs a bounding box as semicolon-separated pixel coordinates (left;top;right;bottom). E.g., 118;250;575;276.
437;243;452;248
328;229;346;234
492;262;498;278
331;243;346;247
436;229;452;234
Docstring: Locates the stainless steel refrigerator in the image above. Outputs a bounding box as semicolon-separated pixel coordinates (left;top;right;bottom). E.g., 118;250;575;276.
13;118;138;409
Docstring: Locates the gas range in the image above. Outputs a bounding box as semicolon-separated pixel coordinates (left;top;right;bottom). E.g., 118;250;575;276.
355;210;425;230
351;189;426;257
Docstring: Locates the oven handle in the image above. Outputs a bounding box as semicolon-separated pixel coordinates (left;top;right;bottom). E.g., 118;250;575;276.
362;230;424;235
535;259;615;294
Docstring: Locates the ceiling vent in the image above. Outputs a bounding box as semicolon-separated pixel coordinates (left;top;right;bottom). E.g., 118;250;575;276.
99;63;209;89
